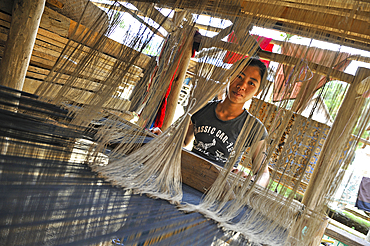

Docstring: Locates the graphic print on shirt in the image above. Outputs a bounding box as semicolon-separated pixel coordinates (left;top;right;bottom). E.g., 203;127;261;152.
215;150;228;163
195;138;216;150
191;101;268;167
193;124;235;163
194;125;230;144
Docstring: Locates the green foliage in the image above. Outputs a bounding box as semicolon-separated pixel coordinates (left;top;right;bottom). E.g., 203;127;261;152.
268;181;303;201
317;80;348;120
119;19;125;29
142;42;161;56
280;33;295;42
342;211;370;228
316;80;370;147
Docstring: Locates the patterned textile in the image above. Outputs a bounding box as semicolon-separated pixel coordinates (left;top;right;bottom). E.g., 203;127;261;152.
248;98;331;194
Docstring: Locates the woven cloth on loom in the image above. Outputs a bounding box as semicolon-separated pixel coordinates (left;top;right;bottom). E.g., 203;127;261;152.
0;85;289;246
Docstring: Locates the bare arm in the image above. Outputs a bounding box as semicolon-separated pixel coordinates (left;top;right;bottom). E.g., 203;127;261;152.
183;121;194;147
252;140;270;187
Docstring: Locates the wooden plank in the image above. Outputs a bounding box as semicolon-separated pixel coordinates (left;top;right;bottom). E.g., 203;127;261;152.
39;6;69;37
1;7;150;71
28;65;50;75
23;78;43;94
34;40;63;58
181;149;221;193
1;4;143;111
34;34;144;81
325;223;370;246
46;0;64;9
36;31;67;48
30;53;55;69
0;19;11;29
0;25;9;39
0;11;11;22
26;71;47;81
133;0;370;50
0;0;13;15
37;28;68;47
241;0;370;22
31;38;144;82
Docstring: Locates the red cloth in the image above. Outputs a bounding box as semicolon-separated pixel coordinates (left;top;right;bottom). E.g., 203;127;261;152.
153;64;179;128
223;32;273;67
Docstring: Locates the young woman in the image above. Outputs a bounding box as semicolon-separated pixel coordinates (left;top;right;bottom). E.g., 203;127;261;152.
184;58;270;187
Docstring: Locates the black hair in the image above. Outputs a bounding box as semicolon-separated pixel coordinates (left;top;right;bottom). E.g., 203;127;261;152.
228;57;268;94
244;57;267;91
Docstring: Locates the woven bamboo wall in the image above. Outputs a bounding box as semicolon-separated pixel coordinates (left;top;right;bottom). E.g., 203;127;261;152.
0;6;151;111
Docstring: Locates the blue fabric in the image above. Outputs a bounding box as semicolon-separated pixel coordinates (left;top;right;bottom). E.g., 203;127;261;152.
355;199;370;212
355;177;370;212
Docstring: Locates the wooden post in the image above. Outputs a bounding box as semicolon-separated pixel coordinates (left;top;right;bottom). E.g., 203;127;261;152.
302;67;370;210
0;0;46;90
161;31;193;130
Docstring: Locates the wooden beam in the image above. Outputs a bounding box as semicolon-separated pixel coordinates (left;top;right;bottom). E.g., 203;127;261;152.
239;1;370;50
241;0;370;22
161;27;194;130
194;22;222;33
200;36;356;84
0;0;46;91
325;222;369;246
302;67;370;210
260;50;355;83
211;24;234;41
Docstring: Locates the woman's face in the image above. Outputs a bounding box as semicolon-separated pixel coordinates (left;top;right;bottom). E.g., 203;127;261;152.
227;65;261;105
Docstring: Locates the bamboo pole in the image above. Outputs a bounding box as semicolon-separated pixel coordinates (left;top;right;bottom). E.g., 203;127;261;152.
302;67;370;211
0;0;46;91
161;27;194;130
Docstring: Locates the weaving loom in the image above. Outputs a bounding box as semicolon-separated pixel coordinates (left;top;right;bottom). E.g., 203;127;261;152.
1;0;370;245
0;85;290;245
